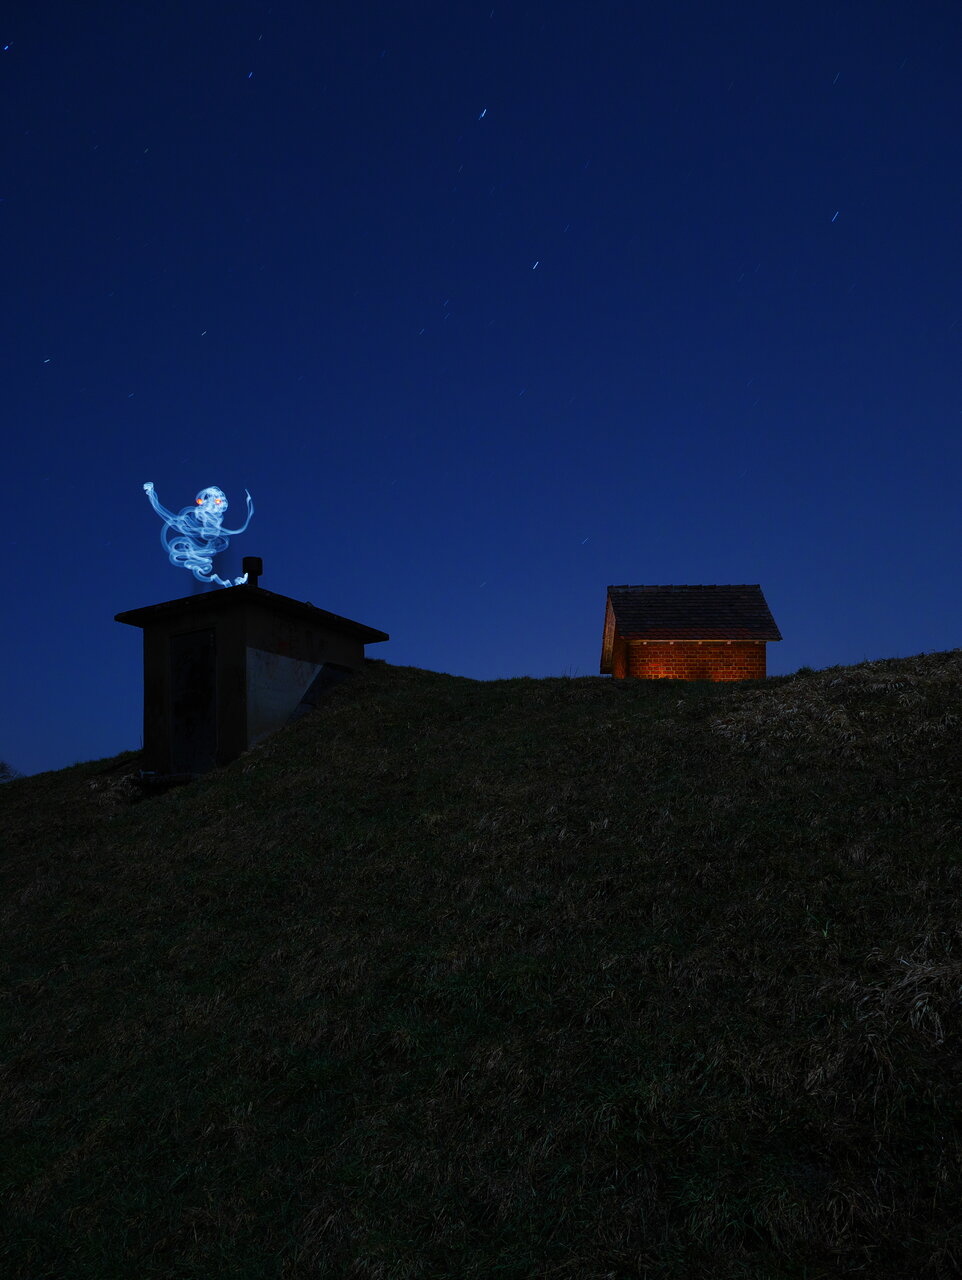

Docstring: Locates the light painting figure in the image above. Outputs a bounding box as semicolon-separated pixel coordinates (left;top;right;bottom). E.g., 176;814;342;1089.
143;481;254;587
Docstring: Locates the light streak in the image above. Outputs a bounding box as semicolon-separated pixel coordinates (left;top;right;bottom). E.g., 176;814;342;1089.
143;481;254;587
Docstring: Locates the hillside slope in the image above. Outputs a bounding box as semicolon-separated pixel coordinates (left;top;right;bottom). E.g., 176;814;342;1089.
3;653;962;1279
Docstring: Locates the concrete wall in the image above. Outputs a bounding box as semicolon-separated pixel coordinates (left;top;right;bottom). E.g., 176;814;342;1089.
242;597;365;749
138;599;369;774
246;649;325;750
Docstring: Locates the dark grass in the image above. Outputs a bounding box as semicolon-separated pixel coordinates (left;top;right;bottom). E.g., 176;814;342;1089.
3;651;962;1278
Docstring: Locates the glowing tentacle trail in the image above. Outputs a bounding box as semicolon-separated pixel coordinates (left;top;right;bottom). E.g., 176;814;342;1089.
143;482;254;587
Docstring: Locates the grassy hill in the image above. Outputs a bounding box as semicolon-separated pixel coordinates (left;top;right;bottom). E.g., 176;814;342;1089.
3;652;962;1279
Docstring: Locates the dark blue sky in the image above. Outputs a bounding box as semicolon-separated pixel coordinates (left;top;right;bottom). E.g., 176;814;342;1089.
4;1;962;779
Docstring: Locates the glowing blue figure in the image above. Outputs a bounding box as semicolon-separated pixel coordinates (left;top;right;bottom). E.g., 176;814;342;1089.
143;481;254;587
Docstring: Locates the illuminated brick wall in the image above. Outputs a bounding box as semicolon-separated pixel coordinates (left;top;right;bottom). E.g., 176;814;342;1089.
620;639;766;681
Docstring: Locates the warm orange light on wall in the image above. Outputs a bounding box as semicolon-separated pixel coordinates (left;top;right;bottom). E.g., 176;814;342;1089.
616;638;765;682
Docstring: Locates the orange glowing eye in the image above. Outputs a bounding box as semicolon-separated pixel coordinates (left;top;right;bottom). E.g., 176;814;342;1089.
196;498;202;504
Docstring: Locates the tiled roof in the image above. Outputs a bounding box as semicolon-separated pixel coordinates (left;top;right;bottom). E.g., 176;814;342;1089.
601;584;781;671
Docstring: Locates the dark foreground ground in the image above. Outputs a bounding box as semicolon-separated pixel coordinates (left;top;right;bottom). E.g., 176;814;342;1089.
3;652;962;1278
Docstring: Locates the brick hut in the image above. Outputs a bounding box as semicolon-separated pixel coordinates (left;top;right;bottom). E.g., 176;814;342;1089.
600;584;781;681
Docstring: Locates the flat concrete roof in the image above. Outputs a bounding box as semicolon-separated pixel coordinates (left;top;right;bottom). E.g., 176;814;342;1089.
115;584;389;644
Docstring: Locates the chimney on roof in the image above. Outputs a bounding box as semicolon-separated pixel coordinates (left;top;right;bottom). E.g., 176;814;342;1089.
243;556;263;588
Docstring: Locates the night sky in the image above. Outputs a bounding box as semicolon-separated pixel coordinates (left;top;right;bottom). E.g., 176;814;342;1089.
4;2;962;780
